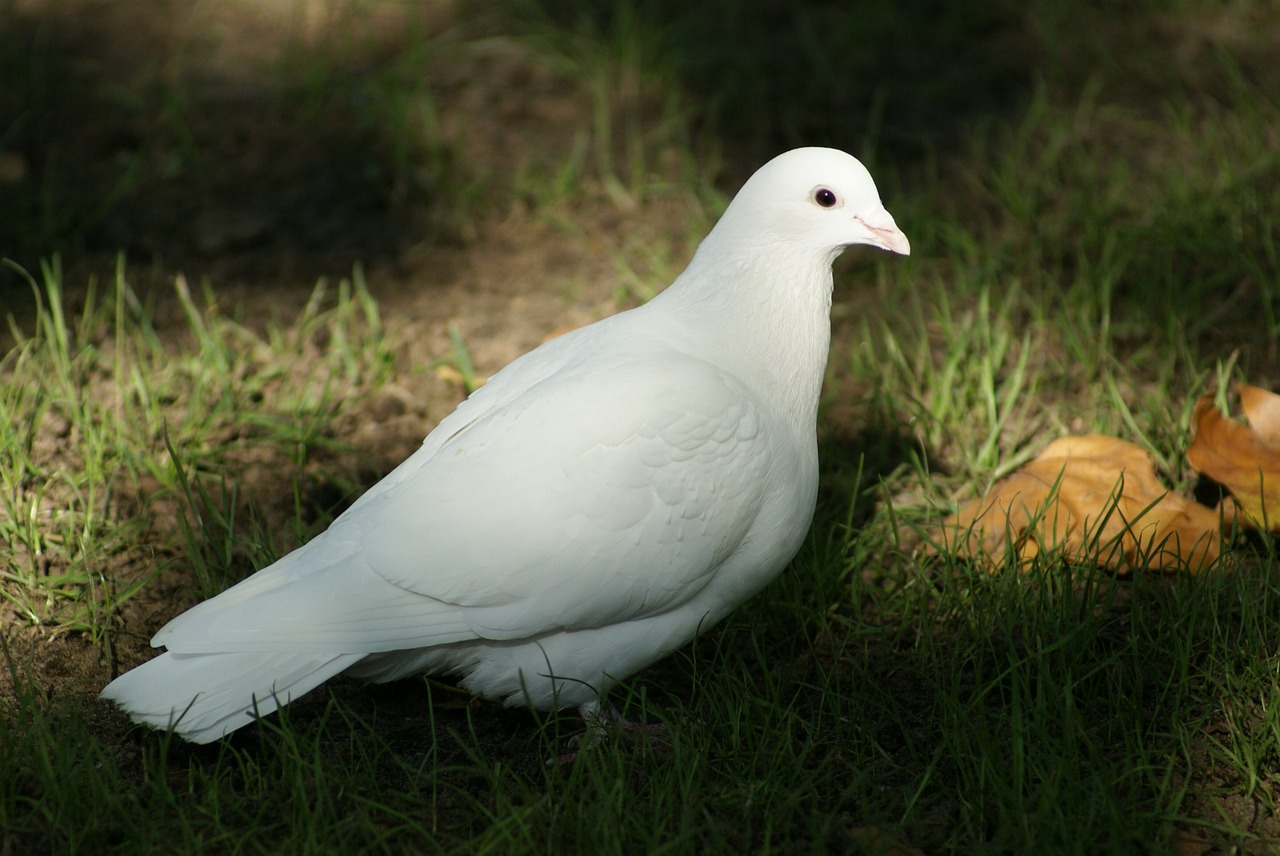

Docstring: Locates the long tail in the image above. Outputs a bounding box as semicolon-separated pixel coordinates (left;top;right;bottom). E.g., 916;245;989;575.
100;651;365;743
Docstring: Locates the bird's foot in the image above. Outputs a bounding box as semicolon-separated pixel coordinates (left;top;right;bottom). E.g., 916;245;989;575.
547;702;669;765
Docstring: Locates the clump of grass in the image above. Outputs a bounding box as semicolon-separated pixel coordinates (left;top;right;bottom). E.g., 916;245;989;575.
504;0;712;209
0;258;393;635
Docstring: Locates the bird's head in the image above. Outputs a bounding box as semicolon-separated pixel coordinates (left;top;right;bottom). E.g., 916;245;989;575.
714;147;910;261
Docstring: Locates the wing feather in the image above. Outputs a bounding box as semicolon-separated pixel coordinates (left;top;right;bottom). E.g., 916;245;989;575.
151;348;774;656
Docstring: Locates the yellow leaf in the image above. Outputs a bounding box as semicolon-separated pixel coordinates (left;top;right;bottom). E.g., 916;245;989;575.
1186;383;1280;530
933;434;1222;573
1241;382;1280;445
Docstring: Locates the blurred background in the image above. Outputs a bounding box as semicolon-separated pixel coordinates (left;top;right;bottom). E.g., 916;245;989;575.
3;0;1275;347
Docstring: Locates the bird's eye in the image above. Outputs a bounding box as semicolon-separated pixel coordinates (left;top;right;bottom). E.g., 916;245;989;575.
813;187;838;208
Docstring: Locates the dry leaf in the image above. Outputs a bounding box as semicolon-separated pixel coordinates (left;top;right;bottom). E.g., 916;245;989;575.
1240;382;1280;444
933;434;1222;572
1186;384;1280;530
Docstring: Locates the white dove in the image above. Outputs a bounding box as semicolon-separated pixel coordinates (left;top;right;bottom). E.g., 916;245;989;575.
101;147;910;743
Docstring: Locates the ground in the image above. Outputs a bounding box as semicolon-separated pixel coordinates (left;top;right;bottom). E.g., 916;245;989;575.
3;0;1280;853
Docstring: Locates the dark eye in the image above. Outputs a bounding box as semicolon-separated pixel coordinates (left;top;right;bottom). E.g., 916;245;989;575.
813;187;838;208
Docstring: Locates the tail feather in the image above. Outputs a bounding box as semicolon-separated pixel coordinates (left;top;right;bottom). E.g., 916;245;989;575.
100;650;365;743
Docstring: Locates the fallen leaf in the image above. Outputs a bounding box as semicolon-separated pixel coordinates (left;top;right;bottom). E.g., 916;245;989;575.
1240;382;1280;444
1186;384;1280;530
933;434;1222;572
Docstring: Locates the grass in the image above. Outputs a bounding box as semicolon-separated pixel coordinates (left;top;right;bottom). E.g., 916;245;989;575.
0;258;392;630
2;0;1280;853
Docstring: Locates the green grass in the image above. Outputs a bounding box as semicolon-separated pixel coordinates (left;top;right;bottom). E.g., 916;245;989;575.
0;258;392;629
2;0;1280;853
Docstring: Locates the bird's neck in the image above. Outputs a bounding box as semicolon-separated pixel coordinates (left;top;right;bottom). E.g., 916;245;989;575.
649;243;836;425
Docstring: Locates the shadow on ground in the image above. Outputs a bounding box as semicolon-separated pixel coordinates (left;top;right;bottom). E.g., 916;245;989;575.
0;0;1047;305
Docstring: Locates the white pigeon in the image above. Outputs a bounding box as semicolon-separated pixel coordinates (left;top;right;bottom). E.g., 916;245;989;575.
101;147;910;743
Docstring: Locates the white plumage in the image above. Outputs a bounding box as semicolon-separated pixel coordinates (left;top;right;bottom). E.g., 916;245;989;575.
101;147;910;743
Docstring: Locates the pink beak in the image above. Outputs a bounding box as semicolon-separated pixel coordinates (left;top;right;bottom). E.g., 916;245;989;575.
856;209;911;256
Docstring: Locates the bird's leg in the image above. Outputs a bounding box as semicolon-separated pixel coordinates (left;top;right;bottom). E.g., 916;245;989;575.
579;700;667;737
547;700;668;765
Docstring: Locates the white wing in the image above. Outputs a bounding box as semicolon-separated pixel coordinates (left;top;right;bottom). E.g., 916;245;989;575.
153;348;774;656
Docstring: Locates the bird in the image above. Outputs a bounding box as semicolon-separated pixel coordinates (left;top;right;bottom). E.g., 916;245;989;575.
101;147;910;744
